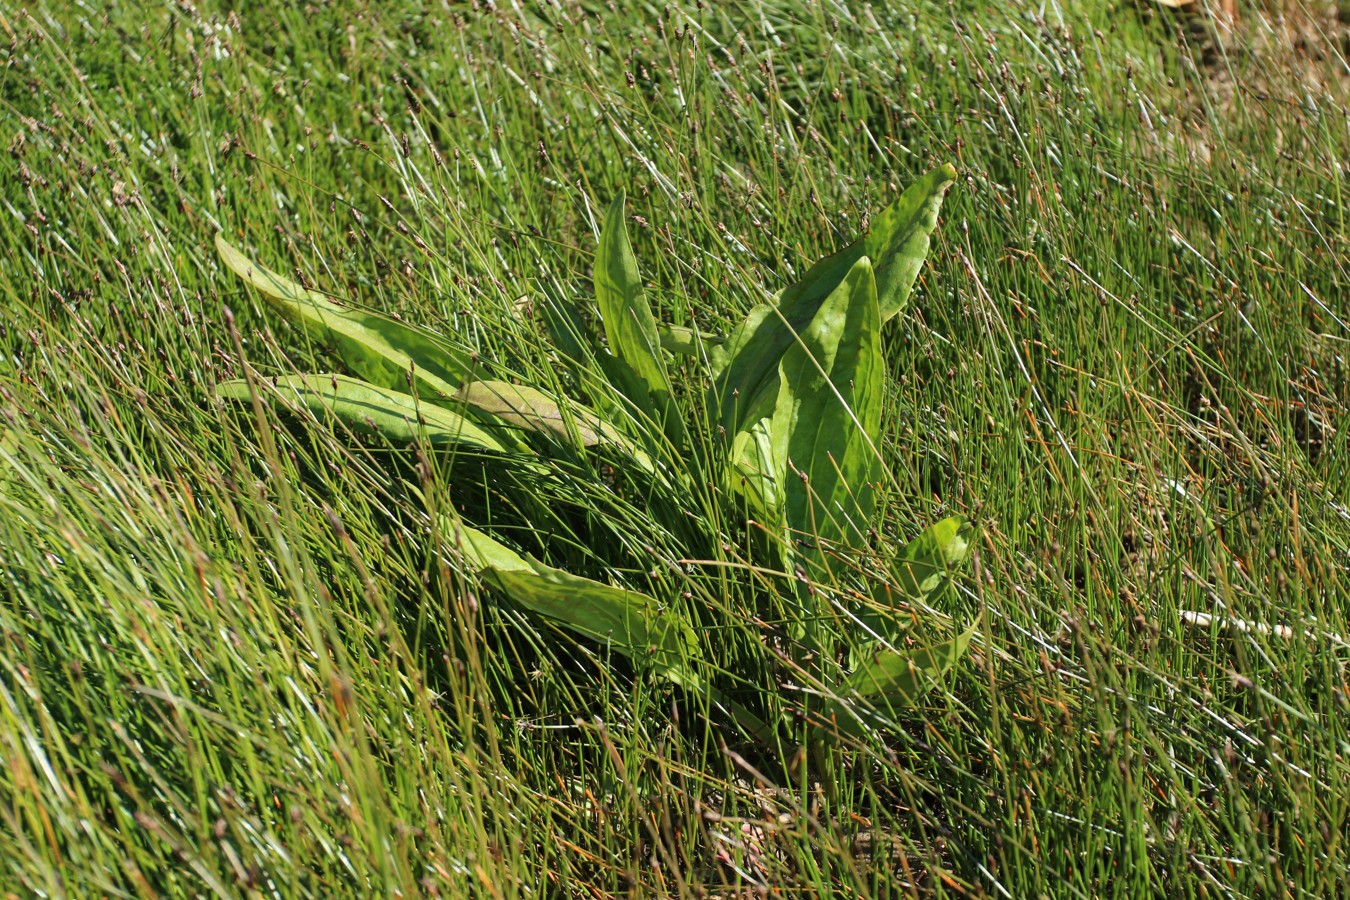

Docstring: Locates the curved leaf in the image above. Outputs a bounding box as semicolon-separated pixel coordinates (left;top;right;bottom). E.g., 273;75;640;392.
852;515;974;664
893;514;974;599
456;379;626;449
451;523;702;690
656;324;723;358
821;623;974;737
216;235;478;403
216;374;512;453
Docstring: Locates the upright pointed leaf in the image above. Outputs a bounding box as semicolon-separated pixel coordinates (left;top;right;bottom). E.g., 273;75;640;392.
594;193;671;402
711;164;955;436
769;256;884;559
864;163;958;322
216;236;478;403
451;523;702;689
216;374;511;453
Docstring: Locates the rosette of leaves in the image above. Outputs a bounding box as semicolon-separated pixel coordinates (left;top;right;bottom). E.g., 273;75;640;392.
214;164;972;741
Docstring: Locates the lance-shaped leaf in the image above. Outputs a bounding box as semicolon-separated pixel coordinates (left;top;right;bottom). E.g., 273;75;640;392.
726;415;781;524
451;523;703;690
216;235;478;403
711;164;955;436
769;256;884;560
594;193;671;402
457;380;623;448
216;374;511;453
820;623;975;737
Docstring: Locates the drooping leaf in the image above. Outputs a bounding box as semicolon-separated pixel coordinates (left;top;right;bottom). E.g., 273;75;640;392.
450;522;703;689
711;164;955;436
820;623;975;736
216;374;511;453
216;235;479;403
594;193;671;402
456;380;614;446
769;256;884;561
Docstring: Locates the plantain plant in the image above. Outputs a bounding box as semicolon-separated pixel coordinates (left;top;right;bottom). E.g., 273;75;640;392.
214;164;972;741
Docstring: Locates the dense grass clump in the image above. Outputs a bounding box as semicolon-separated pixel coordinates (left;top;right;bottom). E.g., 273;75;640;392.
2;1;1349;896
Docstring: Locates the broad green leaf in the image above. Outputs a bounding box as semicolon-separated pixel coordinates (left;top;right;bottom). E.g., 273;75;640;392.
216;374;511;453
769;256;884;560
711;164;955;436
864;163;958;322
726;416;781;524
821;624;975;736
852;515;974;665
594;193;671;401
456;380;615;447
893;514;974;600
450;523;702;690
216;235;478;403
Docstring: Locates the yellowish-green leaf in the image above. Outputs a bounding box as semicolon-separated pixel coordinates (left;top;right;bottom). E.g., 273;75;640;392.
711;165;955;437
821;624;975;737
893;514;974;600
450;523;702;690
656;324;723;358
850;516;974;667
456;380;624;448
216;235;477;403
216;374;511;453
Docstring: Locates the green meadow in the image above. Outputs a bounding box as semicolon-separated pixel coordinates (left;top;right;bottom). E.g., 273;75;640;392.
1;1;1348;896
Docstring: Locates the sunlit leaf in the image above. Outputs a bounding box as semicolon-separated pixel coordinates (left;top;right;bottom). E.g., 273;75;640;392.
595;193;671;401
851;515;975;658
456;379;626;449
821;624;975;736
656;324;723;358
451;522;703;689
892;514;974;600
216;236;478;403
769;256;884;559
216;374;511;453
711;164;955;437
